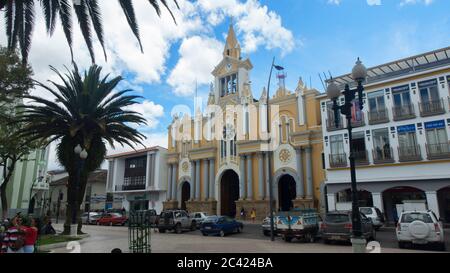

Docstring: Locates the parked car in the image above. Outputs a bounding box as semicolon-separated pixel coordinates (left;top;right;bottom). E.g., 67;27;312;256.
261;216;278;237
97;213;128;226
200;216;243;237
190;212;210;228
396;210;446;251
157;210;196;233
276;209;320;243
132;209;159;227
359;207;385;230
322;211;376;244
81;212;101;225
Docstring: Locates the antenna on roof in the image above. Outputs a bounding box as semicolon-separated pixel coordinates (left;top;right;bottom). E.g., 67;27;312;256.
318;73;326;91
328;71;333;79
323;72;329;81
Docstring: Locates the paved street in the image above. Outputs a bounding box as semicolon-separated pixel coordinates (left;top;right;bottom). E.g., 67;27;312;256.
49;223;449;253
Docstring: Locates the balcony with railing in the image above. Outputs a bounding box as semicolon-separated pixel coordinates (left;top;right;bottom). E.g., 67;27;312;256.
393;104;416;121
368;108;389;125
353;150;369;165
419;99;446;117
329;153;347;168
350;112;365;128
426;143;450;160
398;145;422;162
115;176;147;191
326;118;345;132
372;146;395;164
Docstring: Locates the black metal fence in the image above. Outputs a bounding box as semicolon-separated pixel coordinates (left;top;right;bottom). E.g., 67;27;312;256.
128;211;152;253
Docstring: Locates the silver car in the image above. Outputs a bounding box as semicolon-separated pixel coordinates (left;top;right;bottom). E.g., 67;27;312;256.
81;212;101;225
190;212;209;228
360;207;385;230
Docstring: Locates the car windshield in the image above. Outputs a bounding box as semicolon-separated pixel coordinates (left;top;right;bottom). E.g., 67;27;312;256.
325;214;350;223
203;216;219;223
360;208;372;215
401;213;433;223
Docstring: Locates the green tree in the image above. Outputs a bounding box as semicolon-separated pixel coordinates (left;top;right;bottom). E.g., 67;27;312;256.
19;64;146;234
0;0;179;63
0;46;35;219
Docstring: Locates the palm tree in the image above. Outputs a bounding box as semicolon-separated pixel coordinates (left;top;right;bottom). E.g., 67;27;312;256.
18;64;147;234
0;0;179;64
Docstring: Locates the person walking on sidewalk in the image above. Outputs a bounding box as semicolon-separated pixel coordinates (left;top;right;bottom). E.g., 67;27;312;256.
250;208;256;223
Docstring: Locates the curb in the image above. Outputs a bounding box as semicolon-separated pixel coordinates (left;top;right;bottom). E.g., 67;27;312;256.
38;234;90;251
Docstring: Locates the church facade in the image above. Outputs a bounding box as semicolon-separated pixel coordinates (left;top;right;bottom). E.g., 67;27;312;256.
163;25;325;220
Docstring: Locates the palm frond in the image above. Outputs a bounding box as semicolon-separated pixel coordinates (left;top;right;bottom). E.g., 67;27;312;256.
73;0;95;63
118;0;143;52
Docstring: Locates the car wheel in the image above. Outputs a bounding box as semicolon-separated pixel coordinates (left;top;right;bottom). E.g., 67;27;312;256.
109;221;113;226
437;243;446;252
202;232;208;236
158;229;166;233
219;230;225;237
175;224;182;234
236;226;242;233
283;236;292;243
305;233;315;243
323;239;330;245
398;242;406;249
263;230;270;237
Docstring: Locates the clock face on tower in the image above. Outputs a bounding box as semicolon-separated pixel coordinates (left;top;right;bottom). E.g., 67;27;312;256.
226;63;232;71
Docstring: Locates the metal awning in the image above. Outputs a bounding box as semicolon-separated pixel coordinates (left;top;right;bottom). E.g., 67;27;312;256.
326;46;450;88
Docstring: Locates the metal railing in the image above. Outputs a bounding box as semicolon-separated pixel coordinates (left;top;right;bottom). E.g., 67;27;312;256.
368;108;389;125
329;153;347;168
398;145;422;162
326;119;345;131
419;98;446;117
372;147;395;164
426;143;450;160
353;150;369;165
350;112;365;128
393;104;416;121
115;178;147;191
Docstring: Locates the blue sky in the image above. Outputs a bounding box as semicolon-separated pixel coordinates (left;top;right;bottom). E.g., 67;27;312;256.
3;0;448;169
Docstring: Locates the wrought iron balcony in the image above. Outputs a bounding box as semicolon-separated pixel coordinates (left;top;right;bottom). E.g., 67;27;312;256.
393;104;416;121
115;177;147;191
426;143;450;160
398;145;422;162
326;119;345;131
368;108;389;125
329;153;347;168
353;150;369;165
372;147;395;164
419;99;446;117
350;112;365;128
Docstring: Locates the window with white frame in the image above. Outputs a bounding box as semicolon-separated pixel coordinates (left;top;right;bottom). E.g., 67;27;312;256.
330;135;344;155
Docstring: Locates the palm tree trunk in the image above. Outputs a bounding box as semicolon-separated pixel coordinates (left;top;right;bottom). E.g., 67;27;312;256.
0;159;16;220
63;172;88;235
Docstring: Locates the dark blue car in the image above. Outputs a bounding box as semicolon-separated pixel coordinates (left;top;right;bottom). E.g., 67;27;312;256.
200;216;244;237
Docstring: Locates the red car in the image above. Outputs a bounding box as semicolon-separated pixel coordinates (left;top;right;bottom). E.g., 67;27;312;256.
97;213;128;226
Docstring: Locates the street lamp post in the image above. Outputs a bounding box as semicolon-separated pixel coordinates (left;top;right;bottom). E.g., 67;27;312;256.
266;57;284;242
73;144;88;235
326;58;368;253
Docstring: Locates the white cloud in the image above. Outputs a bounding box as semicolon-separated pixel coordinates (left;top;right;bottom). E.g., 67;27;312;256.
125;100;165;130
168;36;223;96
400;0;433;6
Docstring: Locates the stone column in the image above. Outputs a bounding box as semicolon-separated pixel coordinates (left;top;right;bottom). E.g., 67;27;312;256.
195;160;201;200
327;193;336;212
372;192;384;213
426;191;440;218
247;154;253;200
305;147;313;198
167;164;172;200
258;153;264;200
209;159;215;200
295;148;305;198
146;153;152;188
239;156;246;199
203;160;209;200
172;164;177;201
264;153;270;200
190;161;195;200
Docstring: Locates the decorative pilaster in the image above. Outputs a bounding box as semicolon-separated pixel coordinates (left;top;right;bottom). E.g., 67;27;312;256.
295;148;305;198
305;147;313;198
195;160;200;200
203;160;209;200
246;154;253;200
190;161;195;200
209;159;215;200
167;164;172;200
264;153;270;200
239;156;246;199
172;164;178;201
258;153;264;200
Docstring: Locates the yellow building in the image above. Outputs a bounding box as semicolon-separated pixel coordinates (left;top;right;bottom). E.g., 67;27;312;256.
164;25;325;220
